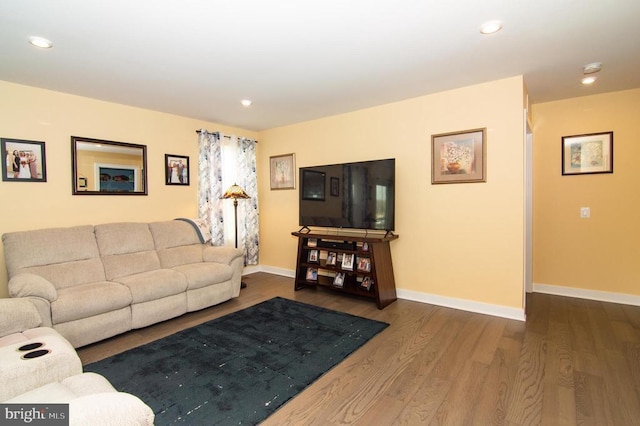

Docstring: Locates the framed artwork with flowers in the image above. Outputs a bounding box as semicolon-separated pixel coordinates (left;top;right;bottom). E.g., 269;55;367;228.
561;131;613;175
431;128;486;184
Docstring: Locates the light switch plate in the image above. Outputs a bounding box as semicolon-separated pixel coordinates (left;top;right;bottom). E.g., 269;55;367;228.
580;207;590;218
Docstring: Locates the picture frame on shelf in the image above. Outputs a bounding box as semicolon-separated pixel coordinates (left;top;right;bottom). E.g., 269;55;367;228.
341;253;354;271
308;249;319;263
431;128;486;184
333;272;345;287
1;138;47;182
561;131;613;175
361;276;373;290
165;154;189;185
269;153;295;189
326;252;337;266
307;238;317;247
306;268;318;281
357;257;371;272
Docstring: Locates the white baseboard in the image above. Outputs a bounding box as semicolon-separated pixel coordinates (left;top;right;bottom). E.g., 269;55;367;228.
397;289;526;321
244;265;526;321
533;282;640;306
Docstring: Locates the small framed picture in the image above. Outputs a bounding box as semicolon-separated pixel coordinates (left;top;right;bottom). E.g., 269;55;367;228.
333;272;345;287
562;132;613;175
357;257;371;272
330;177;340;196
361;277;373;290
341;253;354;271
270;153;295;190
306;268;318;281
1;138;47;182
432;128;486;184
165;154;189;185
308;249;319;263
326;252;337;266
307;238;317;247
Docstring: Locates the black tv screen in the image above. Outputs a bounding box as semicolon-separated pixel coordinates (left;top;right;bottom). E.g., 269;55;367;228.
299;158;395;231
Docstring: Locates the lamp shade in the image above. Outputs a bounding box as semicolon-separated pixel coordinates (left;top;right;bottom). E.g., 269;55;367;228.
222;183;250;200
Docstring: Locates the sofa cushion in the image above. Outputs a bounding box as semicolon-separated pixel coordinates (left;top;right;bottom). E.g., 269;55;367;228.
52;282;132;324
95;223;162;280
23;258;107;290
2;225;100;278
149;220;201;250
113;269;188;303
172;263;233;290
156;244;204;268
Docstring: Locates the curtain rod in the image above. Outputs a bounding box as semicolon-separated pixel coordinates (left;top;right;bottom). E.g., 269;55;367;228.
195;129;258;143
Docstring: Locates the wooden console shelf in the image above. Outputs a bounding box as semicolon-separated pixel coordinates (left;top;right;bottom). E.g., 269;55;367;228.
292;231;398;309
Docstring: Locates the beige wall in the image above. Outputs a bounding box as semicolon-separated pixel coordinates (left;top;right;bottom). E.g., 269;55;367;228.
0;80;257;297
532;88;640;296
258;76;527;312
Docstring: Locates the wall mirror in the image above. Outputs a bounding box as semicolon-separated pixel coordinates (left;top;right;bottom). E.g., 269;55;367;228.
71;136;147;195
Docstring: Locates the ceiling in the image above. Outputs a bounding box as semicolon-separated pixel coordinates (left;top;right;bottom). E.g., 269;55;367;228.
1;1;639;131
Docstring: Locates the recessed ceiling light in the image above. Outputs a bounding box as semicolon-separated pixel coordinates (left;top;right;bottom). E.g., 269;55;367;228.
28;36;53;49
240;99;252;107
583;62;602;74
581;76;597;85
480;21;502;35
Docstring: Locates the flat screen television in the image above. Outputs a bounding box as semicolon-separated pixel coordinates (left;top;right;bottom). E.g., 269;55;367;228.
299;158;395;231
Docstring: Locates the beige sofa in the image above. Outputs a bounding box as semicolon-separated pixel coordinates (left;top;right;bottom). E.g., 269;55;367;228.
2;220;244;348
0;297;155;425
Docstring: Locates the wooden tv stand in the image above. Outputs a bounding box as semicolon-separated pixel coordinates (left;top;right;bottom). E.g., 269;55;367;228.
292;231;398;309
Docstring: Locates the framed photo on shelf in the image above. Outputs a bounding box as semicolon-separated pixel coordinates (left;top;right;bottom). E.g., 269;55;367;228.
561;131;613;175
357;257;371;272
341;253;354;271
326;252;337;266
306;268;318;281
165;154;189;185
1;138;47;182
307;238;317;247
361;276;373;290
432;128;486;184
270;153;295;190
308;249;319;263
333;272;345;287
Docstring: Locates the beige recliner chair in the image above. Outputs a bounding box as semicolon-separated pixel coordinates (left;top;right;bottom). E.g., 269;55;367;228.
0;297;155;425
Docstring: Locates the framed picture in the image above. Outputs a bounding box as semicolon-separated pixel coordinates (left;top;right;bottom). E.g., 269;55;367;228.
330;177;340;196
341;253;354;271
306;268;318;281
333;272;345;288
308;249;319;263
301;169;326;200
1;138;47;182
165;154;189;185
432;128;486;184
326;252;337;266
357;256;371;272
270;153;295;189
561;132;613;175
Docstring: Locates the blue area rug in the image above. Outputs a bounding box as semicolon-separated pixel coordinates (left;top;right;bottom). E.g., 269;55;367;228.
85;297;389;425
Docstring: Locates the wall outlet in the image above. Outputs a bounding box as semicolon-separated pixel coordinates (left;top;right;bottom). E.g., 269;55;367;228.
580;207;590;218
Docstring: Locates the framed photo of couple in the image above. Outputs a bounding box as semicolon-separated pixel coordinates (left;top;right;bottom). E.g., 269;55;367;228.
165;154;189;186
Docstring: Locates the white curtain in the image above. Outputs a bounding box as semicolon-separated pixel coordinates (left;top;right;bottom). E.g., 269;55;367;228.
199;131;259;264
197;130;224;245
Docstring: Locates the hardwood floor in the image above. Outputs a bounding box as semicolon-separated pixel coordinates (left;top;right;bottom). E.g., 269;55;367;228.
77;273;640;425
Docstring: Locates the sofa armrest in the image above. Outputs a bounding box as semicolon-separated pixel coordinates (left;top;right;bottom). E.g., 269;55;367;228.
203;245;244;265
69;392;155;426
8;273;57;302
0;298;42;338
